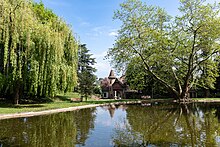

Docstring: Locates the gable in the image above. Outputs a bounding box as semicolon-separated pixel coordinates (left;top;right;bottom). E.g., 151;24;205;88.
112;82;124;90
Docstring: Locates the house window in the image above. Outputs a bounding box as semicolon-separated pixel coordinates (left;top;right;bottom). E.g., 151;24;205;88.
103;92;108;98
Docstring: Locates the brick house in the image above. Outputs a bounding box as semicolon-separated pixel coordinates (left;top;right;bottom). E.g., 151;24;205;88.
100;70;128;99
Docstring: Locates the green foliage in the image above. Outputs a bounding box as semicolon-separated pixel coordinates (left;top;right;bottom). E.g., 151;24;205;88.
32;1;57;24
126;57;171;97
0;73;4;91
78;44;97;101
126;57;149;91
0;108;96;146
107;0;220;100
113;104;220;146
93;86;101;95
0;0;78;103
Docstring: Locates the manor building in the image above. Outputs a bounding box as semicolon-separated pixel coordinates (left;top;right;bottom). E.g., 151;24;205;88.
100;70;128;99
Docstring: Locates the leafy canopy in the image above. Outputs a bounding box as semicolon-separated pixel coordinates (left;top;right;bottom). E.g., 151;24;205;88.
107;0;220;100
0;0;78;103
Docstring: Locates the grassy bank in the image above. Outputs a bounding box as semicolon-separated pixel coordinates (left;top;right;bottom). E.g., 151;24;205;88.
4;93;220;115
0;93;143;114
192;98;220;102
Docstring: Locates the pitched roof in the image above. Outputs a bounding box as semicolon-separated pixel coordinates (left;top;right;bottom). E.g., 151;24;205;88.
112;78;126;88
108;70;116;79
101;70;128;90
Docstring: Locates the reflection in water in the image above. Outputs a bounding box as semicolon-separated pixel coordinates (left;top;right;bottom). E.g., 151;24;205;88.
1;103;220;146
0;108;96;147
112;103;220;147
83;105;127;147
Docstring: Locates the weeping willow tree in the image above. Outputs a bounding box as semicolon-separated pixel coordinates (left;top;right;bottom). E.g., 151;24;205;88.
0;0;78;104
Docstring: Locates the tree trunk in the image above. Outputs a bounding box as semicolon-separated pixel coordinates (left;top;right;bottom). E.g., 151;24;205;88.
80;95;83;102
205;89;210;98
14;80;20;105
85;94;88;101
179;85;191;103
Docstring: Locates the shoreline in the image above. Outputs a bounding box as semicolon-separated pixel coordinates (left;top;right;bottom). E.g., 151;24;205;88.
0;101;144;120
0;99;220;120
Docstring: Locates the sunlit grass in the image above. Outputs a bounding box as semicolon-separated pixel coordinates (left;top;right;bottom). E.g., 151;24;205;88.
0;92;142;114
192;98;220;101
0;101;83;114
2;93;218;115
0;100;132;114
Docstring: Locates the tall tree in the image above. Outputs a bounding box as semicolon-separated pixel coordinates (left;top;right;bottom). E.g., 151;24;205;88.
78;44;97;101
107;0;220;101
126;58;171;98
0;0;78;104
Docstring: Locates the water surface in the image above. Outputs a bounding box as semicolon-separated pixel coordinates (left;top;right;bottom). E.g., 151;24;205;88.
1;103;220;146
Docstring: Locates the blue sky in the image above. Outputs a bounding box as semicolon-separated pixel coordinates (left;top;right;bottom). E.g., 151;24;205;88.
34;0;216;78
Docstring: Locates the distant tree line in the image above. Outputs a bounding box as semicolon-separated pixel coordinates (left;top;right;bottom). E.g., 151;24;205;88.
0;0;78;104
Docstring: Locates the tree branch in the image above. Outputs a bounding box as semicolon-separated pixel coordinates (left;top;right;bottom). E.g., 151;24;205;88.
132;24;180;98
130;45;180;98
184;29;198;89
172;67;182;94
191;50;218;73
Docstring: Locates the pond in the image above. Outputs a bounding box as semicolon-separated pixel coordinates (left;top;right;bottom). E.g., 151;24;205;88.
1;102;220;146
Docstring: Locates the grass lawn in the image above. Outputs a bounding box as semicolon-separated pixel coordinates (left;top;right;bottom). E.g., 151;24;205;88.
0;92;142;114
2;93;218;115
192;98;220;101
0;101;83;114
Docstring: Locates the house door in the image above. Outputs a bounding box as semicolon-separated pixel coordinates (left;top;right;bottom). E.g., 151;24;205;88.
114;91;122;99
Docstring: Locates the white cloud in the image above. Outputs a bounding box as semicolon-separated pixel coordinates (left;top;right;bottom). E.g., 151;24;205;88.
92;51;112;78
95;61;111;71
86;26;119;39
47;0;70;7
80;22;91;27
205;0;218;4
108;31;118;37
92;26;107;36
72;16;91;27
92;51;107;58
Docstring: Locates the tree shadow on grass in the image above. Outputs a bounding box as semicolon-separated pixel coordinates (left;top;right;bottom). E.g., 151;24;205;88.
0;102;44;108
80;100;116;105
0;97;45;108
0;103;15;108
20;97;54;104
14;104;45;108
55;95;72;102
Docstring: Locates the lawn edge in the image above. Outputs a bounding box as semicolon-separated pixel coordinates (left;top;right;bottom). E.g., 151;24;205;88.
0;99;172;120
1;98;220;120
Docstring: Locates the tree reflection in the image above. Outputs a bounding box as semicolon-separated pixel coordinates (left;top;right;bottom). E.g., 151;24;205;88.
74;108;96;145
112;103;220;146
0;108;96;147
